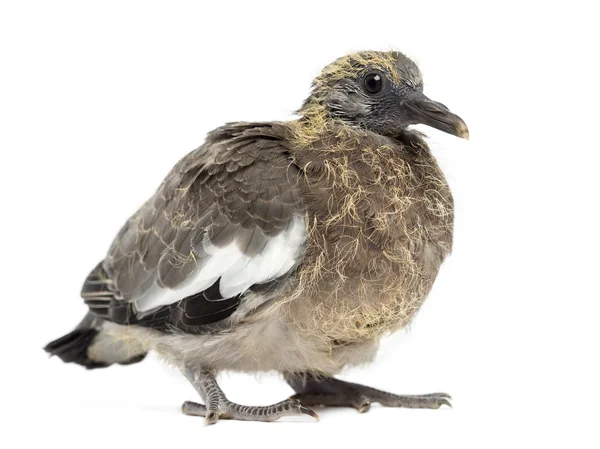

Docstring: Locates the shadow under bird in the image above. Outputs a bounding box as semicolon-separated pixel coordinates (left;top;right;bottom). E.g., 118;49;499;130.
45;50;468;424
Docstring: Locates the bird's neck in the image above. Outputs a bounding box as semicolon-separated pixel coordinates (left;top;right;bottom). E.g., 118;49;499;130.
290;106;422;154
289;113;367;149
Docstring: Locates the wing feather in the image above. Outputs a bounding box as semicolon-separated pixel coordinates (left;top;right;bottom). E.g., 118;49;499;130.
81;122;305;333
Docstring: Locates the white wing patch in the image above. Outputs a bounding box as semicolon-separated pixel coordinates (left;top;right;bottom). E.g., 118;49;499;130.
134;215;306;313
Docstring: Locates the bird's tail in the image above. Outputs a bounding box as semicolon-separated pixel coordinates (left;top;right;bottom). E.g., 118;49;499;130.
44;313;147;369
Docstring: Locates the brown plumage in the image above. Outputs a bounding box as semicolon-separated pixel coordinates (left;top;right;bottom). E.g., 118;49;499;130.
45;50;468;424
287;124;453;342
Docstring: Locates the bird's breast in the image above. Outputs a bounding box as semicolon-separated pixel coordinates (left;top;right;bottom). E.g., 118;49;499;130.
290;140;453;342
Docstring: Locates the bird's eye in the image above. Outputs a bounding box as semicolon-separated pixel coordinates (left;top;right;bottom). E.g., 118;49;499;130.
363;73;383;94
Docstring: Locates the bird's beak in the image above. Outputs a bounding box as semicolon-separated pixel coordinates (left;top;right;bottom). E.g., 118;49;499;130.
404;94;469;139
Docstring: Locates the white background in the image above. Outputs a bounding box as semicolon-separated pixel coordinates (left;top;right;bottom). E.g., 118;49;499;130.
1;1;598;448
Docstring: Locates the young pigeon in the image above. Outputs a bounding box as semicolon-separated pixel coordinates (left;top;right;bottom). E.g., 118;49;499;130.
45;51;468;424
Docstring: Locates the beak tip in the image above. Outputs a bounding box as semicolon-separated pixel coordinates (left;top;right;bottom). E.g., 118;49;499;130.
406;96;469;141
457;124;470;140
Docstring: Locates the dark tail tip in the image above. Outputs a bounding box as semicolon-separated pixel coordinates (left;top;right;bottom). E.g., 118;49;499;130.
44;328;109;370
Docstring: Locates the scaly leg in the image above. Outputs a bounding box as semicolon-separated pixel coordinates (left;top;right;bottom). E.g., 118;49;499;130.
285;373;451;413
181;368;319;425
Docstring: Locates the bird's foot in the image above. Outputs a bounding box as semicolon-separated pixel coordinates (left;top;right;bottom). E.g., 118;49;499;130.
182;368;318;425
181;398;318;424
286;374;451;413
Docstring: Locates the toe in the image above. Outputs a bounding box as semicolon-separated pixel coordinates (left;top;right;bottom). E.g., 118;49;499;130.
425;392;452;400
181;401;207;417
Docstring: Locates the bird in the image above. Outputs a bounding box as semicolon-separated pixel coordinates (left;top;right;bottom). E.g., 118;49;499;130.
45;50;468;425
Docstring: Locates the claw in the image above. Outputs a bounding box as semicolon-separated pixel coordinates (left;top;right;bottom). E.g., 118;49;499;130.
438;398;452;409
299;405;320;421
204;411;219;426
357;401;371;414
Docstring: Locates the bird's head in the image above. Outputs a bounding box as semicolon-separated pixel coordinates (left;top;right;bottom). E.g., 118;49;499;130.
297;51;469;140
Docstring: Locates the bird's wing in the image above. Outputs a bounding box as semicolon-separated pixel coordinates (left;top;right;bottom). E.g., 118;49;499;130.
81;122;305;333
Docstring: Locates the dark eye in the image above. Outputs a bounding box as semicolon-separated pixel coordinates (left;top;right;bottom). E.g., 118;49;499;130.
364;73;383;94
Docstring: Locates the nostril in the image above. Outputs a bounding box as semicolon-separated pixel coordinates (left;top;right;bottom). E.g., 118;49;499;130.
423;102;449;113
412;100;445;113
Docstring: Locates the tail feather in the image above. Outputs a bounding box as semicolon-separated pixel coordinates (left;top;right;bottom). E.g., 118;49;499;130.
45;313;147;370
44;328;110;369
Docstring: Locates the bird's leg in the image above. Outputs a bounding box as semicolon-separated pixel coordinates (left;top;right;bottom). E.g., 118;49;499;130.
181;367;319;425
285;373;451;413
